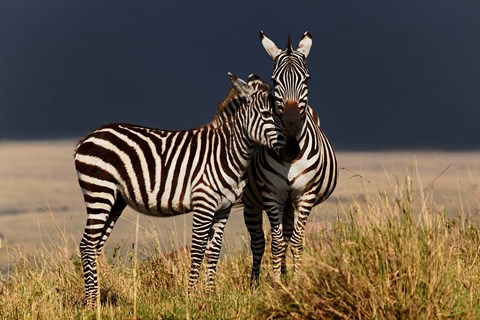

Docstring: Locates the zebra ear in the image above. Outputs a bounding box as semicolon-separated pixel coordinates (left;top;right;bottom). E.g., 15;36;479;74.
247;74;261;82
260;31;281;60
297;31;312;58
228;72;254;99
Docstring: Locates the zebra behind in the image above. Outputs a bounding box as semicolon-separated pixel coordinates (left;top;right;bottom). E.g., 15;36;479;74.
74;73;285;305
242;32;338;285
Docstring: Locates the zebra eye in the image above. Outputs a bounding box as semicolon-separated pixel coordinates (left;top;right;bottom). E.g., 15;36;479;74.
261;111;271;118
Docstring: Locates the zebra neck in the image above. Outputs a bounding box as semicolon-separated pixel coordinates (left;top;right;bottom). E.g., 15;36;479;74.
302;108;325;150
292;111;320;152
222;116;256;174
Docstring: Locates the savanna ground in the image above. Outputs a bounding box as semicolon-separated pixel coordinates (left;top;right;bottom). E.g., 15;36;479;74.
1;140;479;319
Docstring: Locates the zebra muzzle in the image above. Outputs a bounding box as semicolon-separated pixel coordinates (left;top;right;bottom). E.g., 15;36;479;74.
282;100;303;137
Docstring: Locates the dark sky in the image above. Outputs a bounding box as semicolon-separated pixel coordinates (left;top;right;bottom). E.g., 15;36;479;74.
1;0;479;149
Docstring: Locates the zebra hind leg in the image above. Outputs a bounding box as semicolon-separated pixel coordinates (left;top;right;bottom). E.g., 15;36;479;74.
204;209;230;292
243;204;264;288
79;194;126;307
95;196;126;255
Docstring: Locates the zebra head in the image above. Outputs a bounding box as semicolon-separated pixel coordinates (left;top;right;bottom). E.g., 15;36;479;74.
228;72;285;153
260;31;312;138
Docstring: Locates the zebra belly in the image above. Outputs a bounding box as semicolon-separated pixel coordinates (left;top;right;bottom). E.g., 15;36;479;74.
216;186;243;211
119;184;194;217
123;198;193;217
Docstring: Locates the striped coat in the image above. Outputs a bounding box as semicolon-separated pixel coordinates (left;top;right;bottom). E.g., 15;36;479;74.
74;73;285;305
242;32;338;285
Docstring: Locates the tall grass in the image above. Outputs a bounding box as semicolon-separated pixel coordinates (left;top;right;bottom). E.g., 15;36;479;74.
1;173;479;319
257;174;480;319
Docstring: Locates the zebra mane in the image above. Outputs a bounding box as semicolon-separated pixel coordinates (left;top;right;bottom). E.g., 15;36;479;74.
286;35;292;55
216;87;242;114
210;76;271;128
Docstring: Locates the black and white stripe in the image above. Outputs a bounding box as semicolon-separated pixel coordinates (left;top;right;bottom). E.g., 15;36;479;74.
242;32;338;285
74;73;285;305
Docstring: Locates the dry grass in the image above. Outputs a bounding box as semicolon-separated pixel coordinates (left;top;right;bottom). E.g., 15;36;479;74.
256;174;480;319
0;223;257;319
1;169;480;319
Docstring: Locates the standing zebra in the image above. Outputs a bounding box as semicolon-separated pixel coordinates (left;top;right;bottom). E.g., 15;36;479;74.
74;73;285;305
242;32;338;285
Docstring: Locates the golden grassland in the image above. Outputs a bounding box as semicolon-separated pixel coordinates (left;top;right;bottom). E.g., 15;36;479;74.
0;140;480;318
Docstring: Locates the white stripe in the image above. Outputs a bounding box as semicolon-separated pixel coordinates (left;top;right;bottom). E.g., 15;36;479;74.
172;139;191;210
86;224;105;230
87;213;109;221
164;133;179;164
86;203;112;211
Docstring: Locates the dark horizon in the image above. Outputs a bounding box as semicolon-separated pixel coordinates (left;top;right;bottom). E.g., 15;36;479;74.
1;0;479;150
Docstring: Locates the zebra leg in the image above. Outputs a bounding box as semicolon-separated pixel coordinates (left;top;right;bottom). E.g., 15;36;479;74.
289;198;315;281
204;209;230;292
79;217;106;306
96;196;126;255
281;200;295;276
266;206;286;283
243;203;264;288
79;193;125;306
188;203;216;291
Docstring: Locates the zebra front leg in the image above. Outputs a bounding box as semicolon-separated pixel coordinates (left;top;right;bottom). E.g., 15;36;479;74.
289;199;314;281
188;207;215;292
281;200;295;277
204;209;230;292
243;203;264;288
266;208;286;284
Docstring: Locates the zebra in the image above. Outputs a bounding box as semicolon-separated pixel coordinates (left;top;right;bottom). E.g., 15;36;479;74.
241;32;338;286
74;72;285;305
